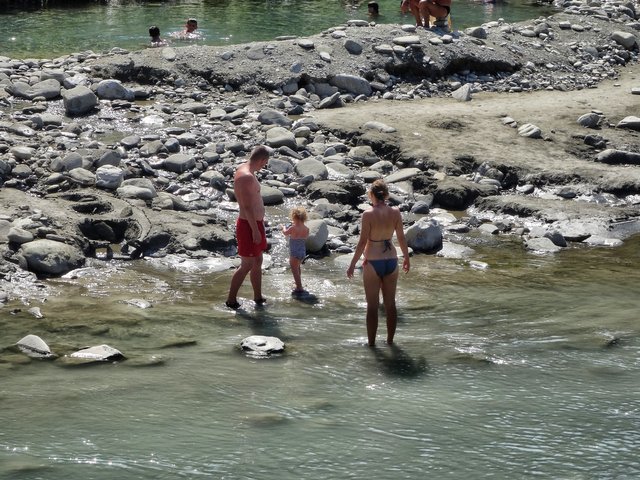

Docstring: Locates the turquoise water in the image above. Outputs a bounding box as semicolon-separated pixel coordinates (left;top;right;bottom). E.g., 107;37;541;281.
0;0;557;59
1;215;639;479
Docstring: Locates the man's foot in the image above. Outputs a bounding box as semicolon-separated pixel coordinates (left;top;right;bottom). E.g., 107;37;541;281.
254;297;267;305
292;288;307;296
225;299;241;309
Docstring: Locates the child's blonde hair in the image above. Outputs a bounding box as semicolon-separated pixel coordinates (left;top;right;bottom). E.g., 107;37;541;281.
291;206;307;222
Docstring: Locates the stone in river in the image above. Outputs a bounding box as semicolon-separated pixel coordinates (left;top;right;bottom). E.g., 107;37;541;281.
16;334;55;359
68;344;126;363
240;336;285;356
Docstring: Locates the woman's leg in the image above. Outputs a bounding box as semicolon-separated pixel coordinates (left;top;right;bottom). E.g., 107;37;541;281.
380;267;399;344
362;263;382;346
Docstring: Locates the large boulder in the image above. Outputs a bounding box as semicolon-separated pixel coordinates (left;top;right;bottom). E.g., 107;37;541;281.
95;79;135;100
19;239;85;275
16;334;55;359
95;165;124;189
265;126;297;150
8;79;61;100
295;158;328;180
306;219;329;253
404;218;443;253
62;85;98;116
260;185;285;205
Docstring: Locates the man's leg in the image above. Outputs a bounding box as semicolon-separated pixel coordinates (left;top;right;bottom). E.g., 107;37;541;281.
249;253;264;302
226;256;255;307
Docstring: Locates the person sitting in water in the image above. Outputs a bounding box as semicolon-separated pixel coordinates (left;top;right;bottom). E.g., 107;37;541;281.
169;18;201;39
368;1;380;17
418;0;451;28
400;0;422;27
148;25;167;47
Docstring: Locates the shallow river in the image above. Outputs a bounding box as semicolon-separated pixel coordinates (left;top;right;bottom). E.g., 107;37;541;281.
2;213;639;479
0;0;557;59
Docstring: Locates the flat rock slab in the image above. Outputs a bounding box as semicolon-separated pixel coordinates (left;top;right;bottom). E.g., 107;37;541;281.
241;335;285;356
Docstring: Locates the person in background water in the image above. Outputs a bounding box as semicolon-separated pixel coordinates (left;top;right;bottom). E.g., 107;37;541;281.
281;207;310;296
368;1;380;17
400;0;422;26
225;145;271;309
148;25;167;46
169;18;200;39
402;0;451;28
347;180;410;347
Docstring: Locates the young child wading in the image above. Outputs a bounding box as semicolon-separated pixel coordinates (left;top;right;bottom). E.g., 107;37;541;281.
281;207;310;295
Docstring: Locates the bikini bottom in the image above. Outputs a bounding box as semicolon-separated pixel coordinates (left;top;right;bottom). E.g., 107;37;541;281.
366;258;398;279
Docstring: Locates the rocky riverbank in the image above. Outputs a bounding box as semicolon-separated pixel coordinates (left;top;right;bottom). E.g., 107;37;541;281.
1;0;639;302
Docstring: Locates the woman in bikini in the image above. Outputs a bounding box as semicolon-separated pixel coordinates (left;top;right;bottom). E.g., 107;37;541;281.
347;180;410;347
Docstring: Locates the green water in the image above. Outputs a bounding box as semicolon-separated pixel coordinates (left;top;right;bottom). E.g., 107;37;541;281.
0;0;557;59
1;217;639;479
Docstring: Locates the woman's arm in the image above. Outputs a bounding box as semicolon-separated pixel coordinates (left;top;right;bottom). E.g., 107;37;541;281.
394;209;410;273
347;212;370;278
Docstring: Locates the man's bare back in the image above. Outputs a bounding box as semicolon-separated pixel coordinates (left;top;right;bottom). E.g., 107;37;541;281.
234;163;265;223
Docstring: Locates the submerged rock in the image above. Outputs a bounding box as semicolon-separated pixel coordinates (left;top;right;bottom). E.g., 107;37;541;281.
16;334;55;359
67;344;126;363
240;335;285;355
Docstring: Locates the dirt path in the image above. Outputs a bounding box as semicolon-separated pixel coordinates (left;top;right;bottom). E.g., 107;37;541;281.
311;63;640;192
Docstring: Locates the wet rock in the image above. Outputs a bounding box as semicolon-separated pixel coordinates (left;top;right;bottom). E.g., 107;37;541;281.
66;344;125;363
404;218;443;253
124;298;153;308
240;335;285;355
524;236;564;253
19;239;85;275
16;334;54;359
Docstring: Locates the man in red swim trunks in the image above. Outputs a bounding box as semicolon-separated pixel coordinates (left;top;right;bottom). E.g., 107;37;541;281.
225;145;270;309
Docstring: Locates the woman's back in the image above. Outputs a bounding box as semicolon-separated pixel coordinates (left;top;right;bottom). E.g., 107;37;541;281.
364;204;400;260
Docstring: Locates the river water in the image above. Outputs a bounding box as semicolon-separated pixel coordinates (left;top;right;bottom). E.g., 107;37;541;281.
0;0;557;59
2;0;640;478
2;201;640;478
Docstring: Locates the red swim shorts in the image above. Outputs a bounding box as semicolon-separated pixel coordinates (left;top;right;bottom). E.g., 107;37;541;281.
236;218;267;257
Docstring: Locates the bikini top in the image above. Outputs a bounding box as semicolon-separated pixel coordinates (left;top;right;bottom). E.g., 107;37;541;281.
370;238;393;252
